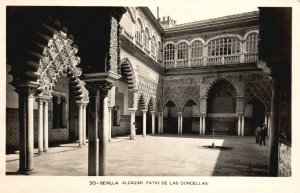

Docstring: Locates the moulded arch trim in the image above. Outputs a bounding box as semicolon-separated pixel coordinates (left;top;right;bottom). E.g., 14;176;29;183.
182;98;199;111
120;58;137;90
136;17;145;31
176;40;190;46
206;34;243;46
138;93;147;110
190;38;205;45
205;77;239;98
163;99;179;109
126;7;137;23
243;30;259;40
148;97;156;112
246;97;269;113
163;41;176;49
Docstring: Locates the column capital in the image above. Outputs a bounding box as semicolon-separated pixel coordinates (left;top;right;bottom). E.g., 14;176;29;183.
142;110;148;113
177;112;183;116
150;111;156;115
200;113;207;117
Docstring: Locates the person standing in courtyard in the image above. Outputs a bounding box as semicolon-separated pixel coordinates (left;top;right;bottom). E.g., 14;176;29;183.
130;122;137;140
255;124;261;144
260;123;267;146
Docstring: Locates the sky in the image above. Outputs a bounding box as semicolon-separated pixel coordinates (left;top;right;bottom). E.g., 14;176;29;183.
148;2;259;24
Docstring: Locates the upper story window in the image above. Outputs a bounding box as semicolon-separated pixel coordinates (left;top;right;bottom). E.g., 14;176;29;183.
208;37;240;56
191;40;203;58
135;19;143;45
246;33;259;53
164;43;175;61
144;28;150;50
177;42;188;60
120;12;133;36
157;41;162;61
151;35;156;56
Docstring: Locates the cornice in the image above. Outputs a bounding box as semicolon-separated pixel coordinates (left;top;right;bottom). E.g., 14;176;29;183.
165;11;259;35
138;7;164;35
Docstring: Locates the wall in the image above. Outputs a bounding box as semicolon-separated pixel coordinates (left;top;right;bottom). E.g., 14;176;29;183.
278;143;291;176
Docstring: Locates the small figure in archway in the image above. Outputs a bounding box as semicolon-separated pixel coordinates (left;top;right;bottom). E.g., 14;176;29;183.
260;123;267;146
130;122;137;140
255;124;261;144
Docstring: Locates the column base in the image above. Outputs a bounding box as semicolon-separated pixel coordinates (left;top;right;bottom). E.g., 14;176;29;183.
18;168;34;175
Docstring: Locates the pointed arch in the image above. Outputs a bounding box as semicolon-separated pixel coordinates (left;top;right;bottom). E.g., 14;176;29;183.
120;58;137;89
29;21;89;102
148;97;155;112
182;98;198;110
205;77;239;98
163;99;178;110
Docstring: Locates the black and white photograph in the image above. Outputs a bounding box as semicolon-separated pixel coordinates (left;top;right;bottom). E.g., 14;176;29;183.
0;0;298;193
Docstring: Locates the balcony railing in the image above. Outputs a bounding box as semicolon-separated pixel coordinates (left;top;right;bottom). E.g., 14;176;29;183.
164;53;258;69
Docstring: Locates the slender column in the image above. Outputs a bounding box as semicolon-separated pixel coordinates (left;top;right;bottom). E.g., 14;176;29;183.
158;112;162;134
241;115;245;136
27;90;35;172
87;89;99;176
17;89;27;173
99;95;109;176
142;110;147;137
43;100;49;152
237;116;241;136
264;114;268;125
151;111;155;134
203;115;206;135
177;112;182;135
180;114;183;134
161;113;164;134
78;103;83;147
269;85;279;176
268;113;271;137
108;107;113;141
83;104;87;145
199;116;203;135
129;109;136;139
37;98;44;154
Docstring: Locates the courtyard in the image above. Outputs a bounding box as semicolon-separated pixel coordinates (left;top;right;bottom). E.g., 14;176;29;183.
6;135;269;176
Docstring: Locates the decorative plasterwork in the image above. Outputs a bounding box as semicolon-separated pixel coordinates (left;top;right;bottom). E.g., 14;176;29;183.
138;75;158;108
108;16;119;74
36;30;89;102
163;85;200;112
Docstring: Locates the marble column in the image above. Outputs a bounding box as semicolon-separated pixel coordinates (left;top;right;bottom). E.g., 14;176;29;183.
43;100;49;152
78;103;83;147
129;109;136;139
108;107;113;141
142;110;147;137
157;112;162;134
161;113;164;134
199;115;203;135
37;98;44;154
202;115;206;135
151;111;155;134
83;104;87;145
16;87;37;174
177;112;182;135
241;115;245;136
237;115;241;136
87;89;99;176
99;94;109;176
27;90;35;172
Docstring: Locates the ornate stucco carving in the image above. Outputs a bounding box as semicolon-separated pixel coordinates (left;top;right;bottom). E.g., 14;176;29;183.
36;30;89;102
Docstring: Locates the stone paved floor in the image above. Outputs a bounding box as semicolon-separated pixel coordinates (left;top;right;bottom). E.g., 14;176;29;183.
6;135;269;176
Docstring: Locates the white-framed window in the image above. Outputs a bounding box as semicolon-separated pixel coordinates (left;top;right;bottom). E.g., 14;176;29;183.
191;40;203;58
208;37;240;56
164;43;175;61
135;19;143;45
177;42;188;59
246;33;259;53
144;28;150;50
157;41;162;61
151;35;156;56
120;12;133;36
